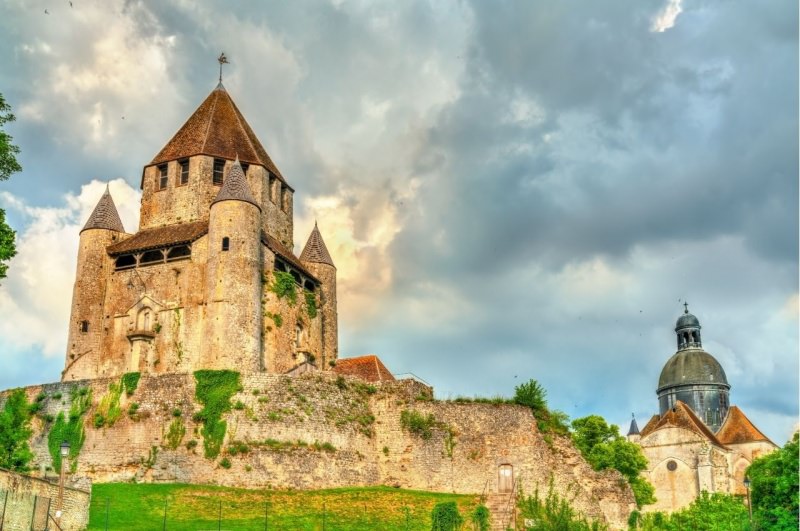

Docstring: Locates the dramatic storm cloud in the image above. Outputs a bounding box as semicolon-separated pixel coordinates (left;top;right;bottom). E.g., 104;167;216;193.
0;0;796;443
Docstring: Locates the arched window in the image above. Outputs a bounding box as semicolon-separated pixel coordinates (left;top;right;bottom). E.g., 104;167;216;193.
137;307;152;331
304;280;316;292
295;323;304;349
222;237;230;251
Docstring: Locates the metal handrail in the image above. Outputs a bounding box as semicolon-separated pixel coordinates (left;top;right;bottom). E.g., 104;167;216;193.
502;474;520;530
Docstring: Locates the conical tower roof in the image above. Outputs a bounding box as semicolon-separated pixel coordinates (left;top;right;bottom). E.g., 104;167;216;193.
81;186;125;233
627;415;640;436
150;84;289;187
300;223;334;266
211;158;260;210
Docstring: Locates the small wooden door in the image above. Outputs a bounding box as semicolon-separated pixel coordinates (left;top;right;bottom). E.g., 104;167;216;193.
498;464;513;493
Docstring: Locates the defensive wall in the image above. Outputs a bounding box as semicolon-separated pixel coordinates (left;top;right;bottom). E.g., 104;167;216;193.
1;372;635;529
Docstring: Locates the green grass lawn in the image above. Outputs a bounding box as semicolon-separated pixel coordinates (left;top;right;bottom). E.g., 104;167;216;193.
88;483;481;530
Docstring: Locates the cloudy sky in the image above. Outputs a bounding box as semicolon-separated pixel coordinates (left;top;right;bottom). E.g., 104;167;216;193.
0;0;796;443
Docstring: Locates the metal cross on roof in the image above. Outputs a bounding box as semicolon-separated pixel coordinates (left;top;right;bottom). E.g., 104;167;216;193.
684;301;689;314
217;52;229;83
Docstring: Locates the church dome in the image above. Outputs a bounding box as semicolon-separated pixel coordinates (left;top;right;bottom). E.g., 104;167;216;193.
657;349;729;392
675;312;700;330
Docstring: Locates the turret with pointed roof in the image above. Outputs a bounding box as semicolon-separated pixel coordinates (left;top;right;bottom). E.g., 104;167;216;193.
212;157;260;210
82;186;125;233
300;222;334;267
300;223;338;367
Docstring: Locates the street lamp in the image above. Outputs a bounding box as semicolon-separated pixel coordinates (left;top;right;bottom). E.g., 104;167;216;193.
57;441;70;521
743;476;752;523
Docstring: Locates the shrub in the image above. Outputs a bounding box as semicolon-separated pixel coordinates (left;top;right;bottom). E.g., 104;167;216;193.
186;439;198;450
127;402;140;419
400;410;438;440
269;271;297;305
335;376;347;390
431;501;463;531
165;418;185;450
470;505;490;531
121;372;141;396
518;480;608;530
219;457;232;469
193;370;241;459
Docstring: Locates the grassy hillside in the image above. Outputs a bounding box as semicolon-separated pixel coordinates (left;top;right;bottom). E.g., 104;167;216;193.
88;483;481;530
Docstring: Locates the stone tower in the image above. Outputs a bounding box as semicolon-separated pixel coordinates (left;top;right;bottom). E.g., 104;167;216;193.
656;305;730;431
300;223;338;368
63;82;338;380
65;187;125;375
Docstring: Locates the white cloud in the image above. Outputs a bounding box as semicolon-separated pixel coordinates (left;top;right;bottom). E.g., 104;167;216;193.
651;0;684;32
0;179;140;356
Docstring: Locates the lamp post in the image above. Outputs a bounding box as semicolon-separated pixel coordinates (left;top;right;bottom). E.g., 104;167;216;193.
57;441;70;522
743;476;752;523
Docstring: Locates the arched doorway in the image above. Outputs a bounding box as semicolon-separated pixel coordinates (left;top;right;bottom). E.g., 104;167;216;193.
498;464;513;493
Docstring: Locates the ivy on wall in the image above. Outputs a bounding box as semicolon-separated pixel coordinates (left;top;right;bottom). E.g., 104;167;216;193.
121;372;141;396
193;370;241;459
94;381;123;428
0;388;34;471
304;290;318;319
48;387;91;472
269;271;297;306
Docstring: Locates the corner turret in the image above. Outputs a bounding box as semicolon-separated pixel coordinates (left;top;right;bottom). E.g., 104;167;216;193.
65;186;126;380
204;159;263;371
300;223;338;368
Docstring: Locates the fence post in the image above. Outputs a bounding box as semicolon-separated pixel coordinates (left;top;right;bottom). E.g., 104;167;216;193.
217;500;222;531
162;498;168;531
322;501;326;531
264;501;268;531
104;498;109;531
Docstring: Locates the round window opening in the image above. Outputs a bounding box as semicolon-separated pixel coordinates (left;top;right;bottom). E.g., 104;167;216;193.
666;460;678;472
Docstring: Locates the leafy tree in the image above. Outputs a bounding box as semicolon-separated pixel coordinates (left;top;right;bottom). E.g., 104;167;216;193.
571;415;655;508
0;92;21;281
632;491;750;530
747;432;799;530
519;479;608;530
0;388;35;471
514;379;570;435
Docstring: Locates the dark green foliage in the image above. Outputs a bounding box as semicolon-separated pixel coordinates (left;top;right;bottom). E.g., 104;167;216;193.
519;481;608;530
122;372;141;396
48;387;91;472
304;289;318;318
193;370;241;459
747;432;799;530
0;388;34;471
571;415;655;508
514;379;570;435
471;504;490;531
632;492;749;530
127;402;140;419
165;418;185;450
335;376;348;390
219;457;232;469
400;410;438;440
270;271;297;305
227;440;250;456
0;94;20;281
431;501;463;531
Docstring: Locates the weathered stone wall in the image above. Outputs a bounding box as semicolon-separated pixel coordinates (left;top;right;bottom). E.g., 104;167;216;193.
0;468;90;531
303;261;338;368
2;374;635;529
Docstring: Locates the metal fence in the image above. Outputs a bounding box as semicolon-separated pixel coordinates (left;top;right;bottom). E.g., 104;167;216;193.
0;487;56;531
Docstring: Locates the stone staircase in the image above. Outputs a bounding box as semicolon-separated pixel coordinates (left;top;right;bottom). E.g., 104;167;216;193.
485;492;516;530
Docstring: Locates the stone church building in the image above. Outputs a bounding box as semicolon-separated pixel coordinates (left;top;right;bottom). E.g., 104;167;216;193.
629;306;777;513
64;82;338;381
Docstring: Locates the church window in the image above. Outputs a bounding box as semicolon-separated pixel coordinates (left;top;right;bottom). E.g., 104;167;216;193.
158;164;168;190
179;159;189;185
221;237;230;251
290;270;301;284
241;162;249;174
140;249;165;265
80;320;89;333
213;158;225;185
304;280;315;292
167;245;191;262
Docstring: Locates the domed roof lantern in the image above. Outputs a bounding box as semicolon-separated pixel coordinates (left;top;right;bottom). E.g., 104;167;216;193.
675;302;702;350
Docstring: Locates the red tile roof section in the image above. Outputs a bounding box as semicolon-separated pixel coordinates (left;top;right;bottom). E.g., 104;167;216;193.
106;221;208;255
640;401;727;449
149;84;289;188
332;355;396;383
716;406;774;446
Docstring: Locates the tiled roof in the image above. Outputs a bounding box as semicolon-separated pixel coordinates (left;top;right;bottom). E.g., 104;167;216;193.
640;401;727;449
262;233;319;283
82;187;125;233
212;158;260;210
299;222;334;266
107;221;208;255
332;355;395;383
716;406;774;446
627;416;640;436
639;415;661;437
149;84;289;187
